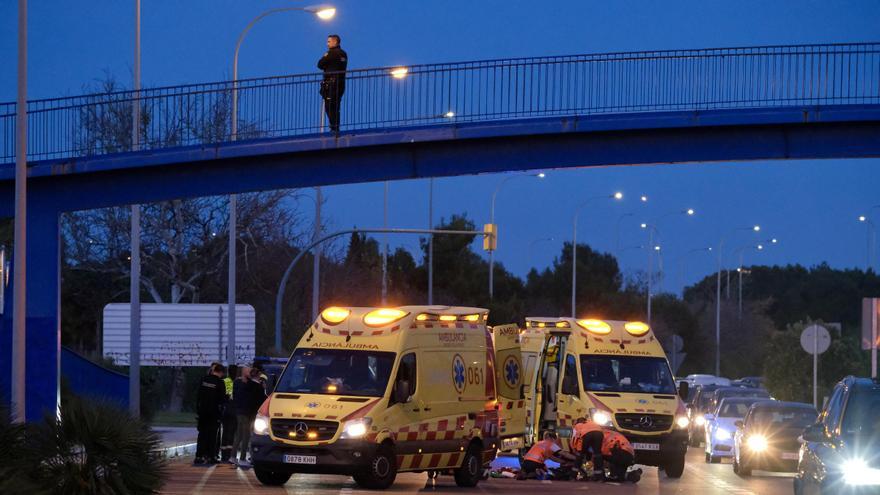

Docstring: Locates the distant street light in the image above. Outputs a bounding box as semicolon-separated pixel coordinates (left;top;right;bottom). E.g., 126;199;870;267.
571;192;623;317
488;172;545;299
715;225;761;375
641;208;695;324
734;240;777;320
390;67;409;79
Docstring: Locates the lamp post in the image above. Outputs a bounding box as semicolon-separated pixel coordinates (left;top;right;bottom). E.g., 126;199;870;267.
734;239;776;320
230;5;334;352
715;225;761;375
571;192;623;317
488;172;544;299
427;178;434;304
231;6;335;139
641;208;694;324
11;0;27;423
859;215;877;271
614;196;647;254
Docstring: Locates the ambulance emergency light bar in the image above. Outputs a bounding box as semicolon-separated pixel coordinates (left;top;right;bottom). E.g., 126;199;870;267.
320;307;487;328
526;318;651;337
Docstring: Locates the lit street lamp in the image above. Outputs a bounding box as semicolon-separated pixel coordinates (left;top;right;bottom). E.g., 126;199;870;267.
715;225;761;375
571;192;623;317
641;208;694;324
488;172;545;299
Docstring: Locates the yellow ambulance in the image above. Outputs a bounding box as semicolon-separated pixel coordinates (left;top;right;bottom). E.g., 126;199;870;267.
522;317;690;478
488;324;527;453
250;306;504;489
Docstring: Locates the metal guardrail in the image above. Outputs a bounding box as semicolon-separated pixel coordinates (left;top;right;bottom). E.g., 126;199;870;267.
1;42;878;164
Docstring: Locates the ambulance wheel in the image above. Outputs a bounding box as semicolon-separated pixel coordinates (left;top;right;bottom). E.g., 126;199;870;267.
254;466;292;486
354;445;397;489
454;445;483;487
664;453;686;478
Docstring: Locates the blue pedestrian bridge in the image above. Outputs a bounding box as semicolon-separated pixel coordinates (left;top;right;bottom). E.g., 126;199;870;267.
0;42;878;420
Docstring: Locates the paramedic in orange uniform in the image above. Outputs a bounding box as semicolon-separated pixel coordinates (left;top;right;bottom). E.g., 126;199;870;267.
517;431;578;480
601;428;642;483
571;417;605;479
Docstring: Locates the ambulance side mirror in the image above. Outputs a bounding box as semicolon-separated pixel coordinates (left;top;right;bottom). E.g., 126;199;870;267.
677;381;689;401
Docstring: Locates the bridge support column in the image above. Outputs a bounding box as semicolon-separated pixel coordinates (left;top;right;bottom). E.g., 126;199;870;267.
24;199;60;421
2;196;61;421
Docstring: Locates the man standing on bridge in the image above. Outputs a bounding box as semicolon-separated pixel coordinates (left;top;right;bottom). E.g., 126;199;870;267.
318;34;347;133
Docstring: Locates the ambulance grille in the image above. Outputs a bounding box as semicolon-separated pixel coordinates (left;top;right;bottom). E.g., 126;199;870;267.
615;413;673;432
271;419;339;441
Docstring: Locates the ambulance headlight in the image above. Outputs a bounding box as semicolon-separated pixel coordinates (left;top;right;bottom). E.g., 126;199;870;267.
589;408;613;427
695;415;706;426
253;414;270;436
341;418;372;439
675;416;690;429
843;458;880;486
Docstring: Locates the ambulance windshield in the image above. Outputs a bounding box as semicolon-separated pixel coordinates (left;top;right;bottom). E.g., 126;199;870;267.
580;356;676;394
276;349;396;397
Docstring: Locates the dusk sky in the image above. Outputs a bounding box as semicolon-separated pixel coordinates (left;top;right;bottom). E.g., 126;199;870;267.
1;1;878;294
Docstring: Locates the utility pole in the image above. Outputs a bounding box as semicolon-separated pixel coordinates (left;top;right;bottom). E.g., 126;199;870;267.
128;0;142;418
11;0;28;424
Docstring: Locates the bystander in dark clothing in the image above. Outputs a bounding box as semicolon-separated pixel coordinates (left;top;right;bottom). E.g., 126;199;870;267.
219;364;238;462
317;35;348;133
194;364;227;465
232;368;267;467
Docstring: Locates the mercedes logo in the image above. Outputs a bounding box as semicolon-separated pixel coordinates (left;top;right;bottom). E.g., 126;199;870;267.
639;416;654;428
294;422;309;436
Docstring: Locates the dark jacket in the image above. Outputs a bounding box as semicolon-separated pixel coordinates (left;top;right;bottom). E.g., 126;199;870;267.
196;374;226;419
317;46;348;97
232;378;266;417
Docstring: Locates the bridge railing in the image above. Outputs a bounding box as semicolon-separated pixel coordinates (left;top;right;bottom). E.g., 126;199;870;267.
1;42;878;164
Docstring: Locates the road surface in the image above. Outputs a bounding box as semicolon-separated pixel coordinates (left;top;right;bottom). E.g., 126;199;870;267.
160;447;794;494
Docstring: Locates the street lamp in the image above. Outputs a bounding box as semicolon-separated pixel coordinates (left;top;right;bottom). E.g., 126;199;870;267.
859;214;877;271
488;172;545;299
734;240;776;320
229;4;334;354
715;225;761;375
641;208;695;324
571;192;623;316
390;67;409;79
231;5;335;139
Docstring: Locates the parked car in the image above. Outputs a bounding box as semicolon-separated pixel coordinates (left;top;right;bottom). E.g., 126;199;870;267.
704;397;765;463
686;374;732;387
795;376;880;494
733;401;817;476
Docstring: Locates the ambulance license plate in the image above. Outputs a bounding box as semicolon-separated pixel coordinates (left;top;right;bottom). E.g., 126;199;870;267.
632;443;660;451
781;452;798;460
283;454;317;464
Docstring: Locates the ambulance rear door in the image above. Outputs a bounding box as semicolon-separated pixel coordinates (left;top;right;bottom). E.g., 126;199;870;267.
492;324;525;451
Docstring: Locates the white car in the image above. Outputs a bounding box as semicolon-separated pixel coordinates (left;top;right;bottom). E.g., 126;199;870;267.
704;397;763;463
686;374;732;387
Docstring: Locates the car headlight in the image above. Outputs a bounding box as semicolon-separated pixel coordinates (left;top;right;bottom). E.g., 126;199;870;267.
714;428;731;441
589;408;613;427
675;416;690;429
843;458;880;486
746;434;767;452
695;415;706;426
340;418;372;439
253;414;270;436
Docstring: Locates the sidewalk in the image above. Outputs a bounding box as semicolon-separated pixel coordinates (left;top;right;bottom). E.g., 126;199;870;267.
154;426;198;458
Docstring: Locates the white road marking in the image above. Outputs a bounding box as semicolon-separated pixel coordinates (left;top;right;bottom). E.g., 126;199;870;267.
191;465;216;495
